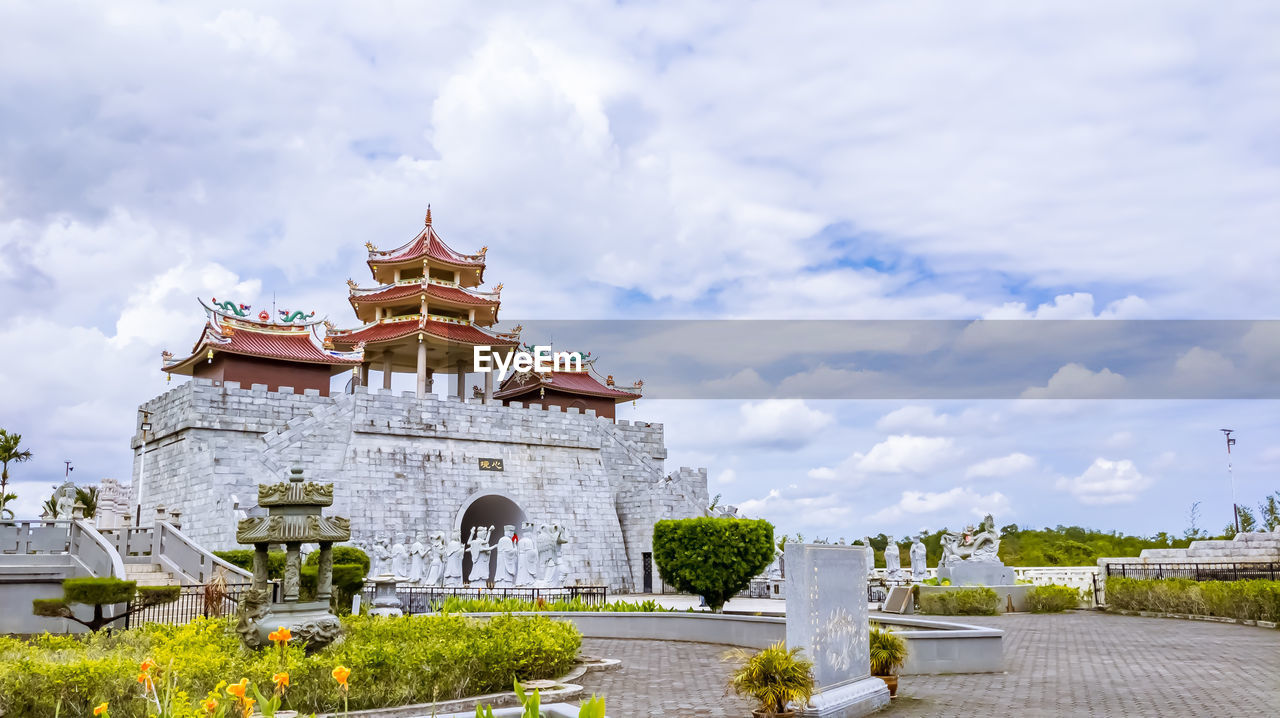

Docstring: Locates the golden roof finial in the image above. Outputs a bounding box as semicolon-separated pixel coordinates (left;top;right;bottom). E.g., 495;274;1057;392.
346;278;358;290
425;204;432;226
364;241;378;253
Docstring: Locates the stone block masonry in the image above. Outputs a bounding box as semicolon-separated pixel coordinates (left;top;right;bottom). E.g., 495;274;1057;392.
130;379;708;591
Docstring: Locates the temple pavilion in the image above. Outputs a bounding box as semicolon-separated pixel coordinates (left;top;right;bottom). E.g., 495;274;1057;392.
492;348;643;421
161;300;363;396
327;207;519;399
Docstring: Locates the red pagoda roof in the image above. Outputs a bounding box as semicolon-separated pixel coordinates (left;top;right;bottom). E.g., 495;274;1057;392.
350;281;499;308
163;300;363;376
495;370;642;403
330;317;516;347
367;217;485;269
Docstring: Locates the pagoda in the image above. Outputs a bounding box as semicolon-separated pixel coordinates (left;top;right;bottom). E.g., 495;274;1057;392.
162;299;363;396
328;207;519;399
492;348;643;421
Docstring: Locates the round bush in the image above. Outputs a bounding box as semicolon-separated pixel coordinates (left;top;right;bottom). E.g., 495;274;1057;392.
1026;584;1079;613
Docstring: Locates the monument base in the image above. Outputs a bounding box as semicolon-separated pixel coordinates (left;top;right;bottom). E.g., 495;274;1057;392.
795;677;891;717
936;562;1015;586
255;600;343;651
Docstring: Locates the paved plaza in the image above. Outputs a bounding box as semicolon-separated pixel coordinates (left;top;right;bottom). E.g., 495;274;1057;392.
577;612;1280;717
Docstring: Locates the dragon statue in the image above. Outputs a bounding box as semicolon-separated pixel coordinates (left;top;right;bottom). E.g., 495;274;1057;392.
279;309;316;323
211;298;250;317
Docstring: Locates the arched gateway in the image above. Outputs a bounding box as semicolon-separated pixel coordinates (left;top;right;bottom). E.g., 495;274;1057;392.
455;492;527;584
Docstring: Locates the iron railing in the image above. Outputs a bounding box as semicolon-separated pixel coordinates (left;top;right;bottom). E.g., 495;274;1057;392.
1103;562;1280;582
125;583;270;628
361;585;608;615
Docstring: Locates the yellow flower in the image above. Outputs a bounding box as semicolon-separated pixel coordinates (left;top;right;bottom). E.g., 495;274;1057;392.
332;664;351;688
268;626;292;643
93;703;109;716
272;671;289;688
227;677;250;699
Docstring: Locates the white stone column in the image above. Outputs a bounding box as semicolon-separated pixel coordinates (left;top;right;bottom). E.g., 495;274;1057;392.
455;359;466;399
416;341;428;397
483;370;493;404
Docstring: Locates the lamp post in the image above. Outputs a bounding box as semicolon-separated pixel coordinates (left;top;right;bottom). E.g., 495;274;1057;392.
1221;429;1239;534
136;412;152;527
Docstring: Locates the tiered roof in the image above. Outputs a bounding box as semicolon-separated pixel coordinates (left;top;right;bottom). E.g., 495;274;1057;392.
494;350;643;404
162;299;363;375
363;207;488;285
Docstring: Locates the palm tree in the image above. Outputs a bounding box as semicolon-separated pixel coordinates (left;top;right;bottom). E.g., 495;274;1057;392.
75;486;99;519
0;492;17;520
0;429;33;494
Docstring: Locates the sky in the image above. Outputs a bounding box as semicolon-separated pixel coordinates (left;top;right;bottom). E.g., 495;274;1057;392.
1;1;1278;539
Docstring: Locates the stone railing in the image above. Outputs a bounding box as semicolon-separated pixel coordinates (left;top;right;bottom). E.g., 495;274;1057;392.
0;519;125;579
99;523;251;584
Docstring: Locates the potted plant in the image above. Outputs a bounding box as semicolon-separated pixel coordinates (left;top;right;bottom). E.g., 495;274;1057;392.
724;640;815;717
869;624;908;697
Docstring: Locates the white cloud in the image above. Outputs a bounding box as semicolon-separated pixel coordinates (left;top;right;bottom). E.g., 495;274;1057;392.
875;406;952;432
1021;363;1127;399
736;400;834;449
965;452;1036;479
868;487;1011;524
983;293;1151;320
713;468;737;485
812;434;958;480
1056;458;1153;505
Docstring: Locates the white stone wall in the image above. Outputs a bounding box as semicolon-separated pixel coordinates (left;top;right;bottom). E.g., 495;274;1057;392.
129;379;708;590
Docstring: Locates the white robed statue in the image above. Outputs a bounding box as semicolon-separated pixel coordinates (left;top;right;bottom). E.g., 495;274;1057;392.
424;533;445;587
467;525;495;584
517;521;540;587
443;535;465;587
910;539;928;579
390;535;410;580
883;535;903;580
408;533;426;584
493;525;518;588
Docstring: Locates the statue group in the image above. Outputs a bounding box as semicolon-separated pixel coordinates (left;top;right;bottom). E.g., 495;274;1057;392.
362;522;570;588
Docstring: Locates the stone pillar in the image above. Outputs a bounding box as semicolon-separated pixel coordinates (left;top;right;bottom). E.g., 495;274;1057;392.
456;359;466;399
382;353;393;390
416;341;429;397
284;543;301;602
316;542;334;601
154;505;167;526
253;543;270;594
359;362;371;387
484;370;493;404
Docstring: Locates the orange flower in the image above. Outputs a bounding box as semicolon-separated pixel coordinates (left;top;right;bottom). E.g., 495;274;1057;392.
226;677;250;699
93;703;109;716
137;673;155;691
201;698;219;714
139;658;157;673
332;664;351;688
240;697;256;718
272;671;289;688
267;626;292;643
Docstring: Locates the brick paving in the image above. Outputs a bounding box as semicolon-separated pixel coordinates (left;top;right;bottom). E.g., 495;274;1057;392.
577;613;1280;717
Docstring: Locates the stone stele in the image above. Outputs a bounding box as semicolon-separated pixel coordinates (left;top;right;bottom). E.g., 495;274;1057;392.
235;466;350;652
784;543;890;717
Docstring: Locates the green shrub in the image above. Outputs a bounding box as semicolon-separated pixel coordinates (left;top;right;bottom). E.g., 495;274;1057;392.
652;517;774;612
1105;577;1280;622
213;549;286;578
1026;584;1080;613
303;545;371;574
32;578;180;632
0;614;580;717
917;587;999;615
868;624;909;676
436;596;671;613
724;641;814;715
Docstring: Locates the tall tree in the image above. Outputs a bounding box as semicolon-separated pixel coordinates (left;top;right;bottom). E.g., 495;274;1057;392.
0;429;33;495
1258;492;1280;532
75;486;99;519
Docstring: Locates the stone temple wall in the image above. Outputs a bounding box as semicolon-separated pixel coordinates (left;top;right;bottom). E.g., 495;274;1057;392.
130;379;708;591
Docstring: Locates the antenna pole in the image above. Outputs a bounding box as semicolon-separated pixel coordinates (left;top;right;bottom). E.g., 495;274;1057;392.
1222;429;1239;533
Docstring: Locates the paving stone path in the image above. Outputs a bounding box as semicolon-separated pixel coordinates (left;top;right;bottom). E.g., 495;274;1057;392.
577;612;1280;717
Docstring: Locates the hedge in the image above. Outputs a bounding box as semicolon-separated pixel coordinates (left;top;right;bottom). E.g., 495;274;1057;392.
917;586;999;616
1025;584;1080;613
0;614;580;717
1105;577;1280;623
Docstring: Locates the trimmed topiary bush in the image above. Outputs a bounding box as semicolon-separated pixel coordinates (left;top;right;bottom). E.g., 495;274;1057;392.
32;577;180;631
213;549;287;578
917;586;1000;616
653;517;774;612
1105;577;1280;622
1026;584;1080;613
303;545;370;574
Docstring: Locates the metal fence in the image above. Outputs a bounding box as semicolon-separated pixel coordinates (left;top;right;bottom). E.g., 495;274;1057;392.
360;585;608;615
1103;562;1280;582
125;583;262;628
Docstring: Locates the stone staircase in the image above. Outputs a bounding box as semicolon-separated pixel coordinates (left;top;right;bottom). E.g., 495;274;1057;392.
1139;531;1280;562
124;562;180;586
